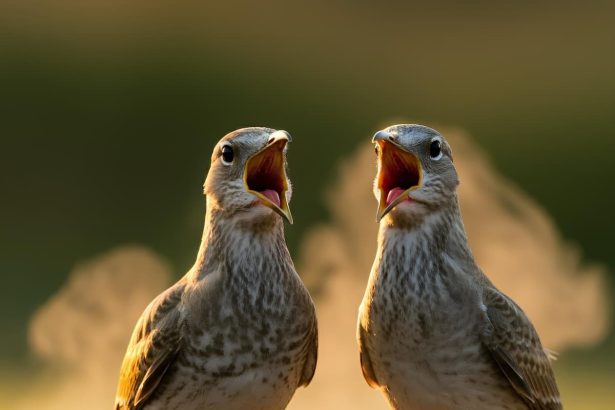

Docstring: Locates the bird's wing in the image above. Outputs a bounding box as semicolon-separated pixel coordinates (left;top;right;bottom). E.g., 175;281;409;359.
357;322;379;388
299;314;319;386
481;286;562;410
115;284;185;410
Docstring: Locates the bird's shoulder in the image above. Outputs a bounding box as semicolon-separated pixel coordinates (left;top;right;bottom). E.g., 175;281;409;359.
480;286;561;410
115;281;186;410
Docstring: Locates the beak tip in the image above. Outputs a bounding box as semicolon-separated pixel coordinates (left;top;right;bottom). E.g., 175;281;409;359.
270;130;291;143
283;208;294;225
372;130;391;143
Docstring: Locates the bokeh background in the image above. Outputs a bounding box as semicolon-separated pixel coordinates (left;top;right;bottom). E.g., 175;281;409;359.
1;1;614;409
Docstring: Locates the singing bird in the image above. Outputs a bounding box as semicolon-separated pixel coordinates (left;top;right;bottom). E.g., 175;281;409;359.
115;128;318;410
357;124;561;410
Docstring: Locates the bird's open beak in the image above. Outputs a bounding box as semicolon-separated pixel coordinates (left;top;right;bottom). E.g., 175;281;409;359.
373;131;422;222
244;131;293;224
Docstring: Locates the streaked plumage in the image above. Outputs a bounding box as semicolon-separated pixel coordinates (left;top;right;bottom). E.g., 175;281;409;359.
358;124;561;409
115;128;317;410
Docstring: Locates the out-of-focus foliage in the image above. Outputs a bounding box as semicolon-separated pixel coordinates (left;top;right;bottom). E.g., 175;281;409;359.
0;1;613;408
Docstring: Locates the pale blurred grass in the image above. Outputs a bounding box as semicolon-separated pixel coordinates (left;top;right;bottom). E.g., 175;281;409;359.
557;368;615;410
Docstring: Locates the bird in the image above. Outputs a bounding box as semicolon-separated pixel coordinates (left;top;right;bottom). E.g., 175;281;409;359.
357;124;561;410
114;127;318;410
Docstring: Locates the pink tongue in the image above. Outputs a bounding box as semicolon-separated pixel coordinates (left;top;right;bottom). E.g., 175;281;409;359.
260;189;281;207
386;187;406;206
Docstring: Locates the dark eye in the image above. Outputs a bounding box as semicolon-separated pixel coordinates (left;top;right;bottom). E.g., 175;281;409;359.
374;145;379;155
221;144;234;165
429;139;442;159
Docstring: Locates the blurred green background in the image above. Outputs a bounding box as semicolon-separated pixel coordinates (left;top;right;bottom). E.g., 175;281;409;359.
1;0;614;407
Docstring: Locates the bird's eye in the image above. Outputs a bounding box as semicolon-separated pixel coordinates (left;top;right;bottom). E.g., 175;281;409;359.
374;145;379;155
221;144;234;165
429;139;442;160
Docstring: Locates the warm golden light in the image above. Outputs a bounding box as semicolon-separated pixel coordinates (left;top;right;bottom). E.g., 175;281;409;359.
2;130;610;410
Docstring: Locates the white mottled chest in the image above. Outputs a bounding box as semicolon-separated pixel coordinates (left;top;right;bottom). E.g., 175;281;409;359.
208;366;295;410
363;229;526;409
145;363;298;410
204;365;296;410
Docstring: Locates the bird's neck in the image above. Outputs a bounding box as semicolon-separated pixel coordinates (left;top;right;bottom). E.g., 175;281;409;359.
376;197;475;278
367;197;484;347
190;199;292;281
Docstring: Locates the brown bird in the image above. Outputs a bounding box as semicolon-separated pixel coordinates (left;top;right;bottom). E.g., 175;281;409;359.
115;128;317;410
357;124;561;410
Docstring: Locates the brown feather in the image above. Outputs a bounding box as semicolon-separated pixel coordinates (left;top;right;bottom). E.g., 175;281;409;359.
299;316;319;386
115;284;184;410
482;287;562;410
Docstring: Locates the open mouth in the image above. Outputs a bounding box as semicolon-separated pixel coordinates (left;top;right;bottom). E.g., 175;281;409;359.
244;137;293;223
376;140;422;221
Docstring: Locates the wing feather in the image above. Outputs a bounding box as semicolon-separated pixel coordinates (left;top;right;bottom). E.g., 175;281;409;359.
482;287;561;410
115;284;184;410
299;314;319;386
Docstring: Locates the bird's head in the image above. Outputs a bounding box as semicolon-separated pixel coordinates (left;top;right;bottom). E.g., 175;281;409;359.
373;124;458;225
204;127;293;224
